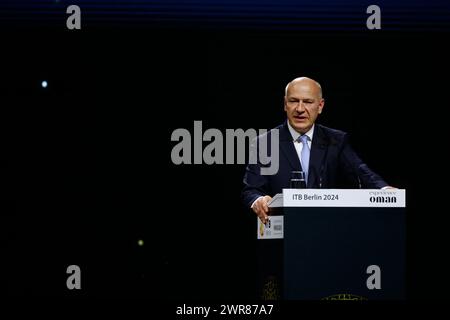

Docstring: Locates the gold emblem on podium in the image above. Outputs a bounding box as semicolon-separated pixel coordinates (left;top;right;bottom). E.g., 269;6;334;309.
261;276;280;300
322;294;367;300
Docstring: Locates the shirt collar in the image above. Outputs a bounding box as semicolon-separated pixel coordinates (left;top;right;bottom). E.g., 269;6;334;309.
287;121;315;142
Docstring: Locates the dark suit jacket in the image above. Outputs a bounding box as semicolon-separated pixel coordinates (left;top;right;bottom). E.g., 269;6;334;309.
241;121;388;208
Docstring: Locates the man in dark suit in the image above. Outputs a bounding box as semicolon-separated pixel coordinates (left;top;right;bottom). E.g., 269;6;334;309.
242;77;390;223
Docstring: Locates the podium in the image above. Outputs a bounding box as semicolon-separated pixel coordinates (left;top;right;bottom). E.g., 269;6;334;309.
256;189;406;300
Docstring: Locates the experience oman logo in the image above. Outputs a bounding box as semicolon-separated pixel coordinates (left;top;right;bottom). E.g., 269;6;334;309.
369;190;397;203
170;121;280;175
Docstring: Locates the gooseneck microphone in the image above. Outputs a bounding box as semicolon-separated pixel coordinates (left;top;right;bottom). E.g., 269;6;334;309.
355;164;362;189
319;158;326;188
341;149;363;189
318;134;331;189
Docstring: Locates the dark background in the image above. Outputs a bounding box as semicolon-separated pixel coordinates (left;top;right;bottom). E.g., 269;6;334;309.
2;1;450;302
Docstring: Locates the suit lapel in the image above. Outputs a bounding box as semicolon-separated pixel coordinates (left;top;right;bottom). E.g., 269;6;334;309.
279;122;302;171
308;125;329;188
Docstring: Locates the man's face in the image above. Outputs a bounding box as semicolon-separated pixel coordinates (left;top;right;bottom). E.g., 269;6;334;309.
284;81;324;134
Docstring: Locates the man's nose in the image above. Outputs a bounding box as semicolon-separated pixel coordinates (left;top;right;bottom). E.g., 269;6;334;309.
295;101;305;112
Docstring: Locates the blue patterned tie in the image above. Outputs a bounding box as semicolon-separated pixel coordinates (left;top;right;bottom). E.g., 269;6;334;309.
299;135;310;184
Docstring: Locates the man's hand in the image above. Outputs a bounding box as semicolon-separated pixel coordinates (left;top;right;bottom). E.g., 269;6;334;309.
252;195;272;224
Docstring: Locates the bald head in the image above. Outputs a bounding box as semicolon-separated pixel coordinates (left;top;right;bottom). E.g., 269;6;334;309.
285;77;323;99
284;76;325;134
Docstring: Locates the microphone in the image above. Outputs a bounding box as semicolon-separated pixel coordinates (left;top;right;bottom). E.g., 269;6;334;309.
355;164;362;189
319;159;326;189
341;151;363;189
318;134;331;189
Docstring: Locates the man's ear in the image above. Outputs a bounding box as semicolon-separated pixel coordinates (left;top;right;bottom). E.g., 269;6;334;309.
318;98;325;114
283;96;287;112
